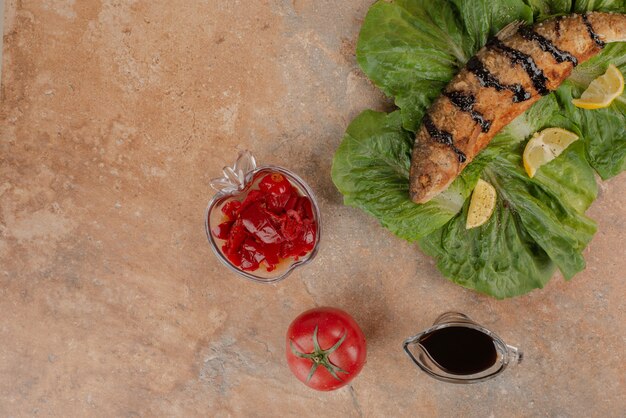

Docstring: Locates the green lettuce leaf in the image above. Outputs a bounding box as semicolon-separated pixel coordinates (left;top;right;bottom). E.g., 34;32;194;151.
415;143;598;298
333;0;625;297
483;149;597;280
331;110;477;241
525;0;572;19
331;96;599;297
357;0;533;131
523;0;625;19
419;97;597;298
556;43;626;178
452;0;534;53
419;199;557;299
573;0;626;12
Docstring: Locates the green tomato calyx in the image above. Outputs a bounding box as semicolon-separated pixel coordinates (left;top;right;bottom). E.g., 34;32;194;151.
290;325;349;382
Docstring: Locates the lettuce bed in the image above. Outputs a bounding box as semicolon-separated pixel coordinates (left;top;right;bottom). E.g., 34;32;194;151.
331;0;625;298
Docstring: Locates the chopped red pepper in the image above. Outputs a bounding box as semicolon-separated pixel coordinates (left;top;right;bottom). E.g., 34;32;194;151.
212;172;317;273
212;220;234;240
285;194;299;212
240;238;266;271
261;243;281;271
224;219;246;258
298;196;314;220
222;245;242;266
221;201;242;219
281;210;303;242
241;201;283;244
266;192;292;213
299;220;316;252
239;190;265;214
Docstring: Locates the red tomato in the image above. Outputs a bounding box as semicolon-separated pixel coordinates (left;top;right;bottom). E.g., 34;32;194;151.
286;307;366;391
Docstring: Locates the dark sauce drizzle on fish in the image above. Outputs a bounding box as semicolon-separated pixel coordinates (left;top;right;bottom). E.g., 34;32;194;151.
518;26;578;66
488;38;550;96
555;16;562;38
443;91;492;133
582;13;606;48
466;56;531;103
423;115;467;163
420;13;609;168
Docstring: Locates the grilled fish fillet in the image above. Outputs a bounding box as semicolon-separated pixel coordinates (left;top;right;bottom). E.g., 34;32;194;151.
409;12;626;204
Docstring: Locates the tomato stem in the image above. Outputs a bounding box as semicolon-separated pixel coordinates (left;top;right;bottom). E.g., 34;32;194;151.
290;325;349;383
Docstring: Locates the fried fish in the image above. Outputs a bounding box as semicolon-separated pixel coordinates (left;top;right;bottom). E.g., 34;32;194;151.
409;12;626;204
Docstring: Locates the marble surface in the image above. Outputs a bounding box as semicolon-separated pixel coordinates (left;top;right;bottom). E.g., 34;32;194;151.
1;1;625;416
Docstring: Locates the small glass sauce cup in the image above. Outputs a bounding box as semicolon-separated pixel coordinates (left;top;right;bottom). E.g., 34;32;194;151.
403;312;522;384
205;150;321;283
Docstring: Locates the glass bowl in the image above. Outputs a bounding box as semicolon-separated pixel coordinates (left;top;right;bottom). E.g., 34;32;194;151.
205;150;321;283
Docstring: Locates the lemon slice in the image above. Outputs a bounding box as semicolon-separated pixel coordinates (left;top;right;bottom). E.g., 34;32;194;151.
523;128;579;178
466;179;497;229
572;64;624;109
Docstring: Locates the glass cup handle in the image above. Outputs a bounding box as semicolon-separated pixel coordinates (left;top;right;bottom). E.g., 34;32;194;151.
505;344;523;367
433;311;471;325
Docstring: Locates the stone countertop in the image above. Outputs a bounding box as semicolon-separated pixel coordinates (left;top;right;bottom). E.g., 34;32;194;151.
1;1;624;416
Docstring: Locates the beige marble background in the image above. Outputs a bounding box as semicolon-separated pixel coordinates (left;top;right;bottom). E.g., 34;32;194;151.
1;1;625;416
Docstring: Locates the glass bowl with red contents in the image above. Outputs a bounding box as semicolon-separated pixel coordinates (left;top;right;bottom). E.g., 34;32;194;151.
205;150;321;283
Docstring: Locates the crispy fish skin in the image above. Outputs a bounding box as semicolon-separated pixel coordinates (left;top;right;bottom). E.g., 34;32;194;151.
409;12;626;204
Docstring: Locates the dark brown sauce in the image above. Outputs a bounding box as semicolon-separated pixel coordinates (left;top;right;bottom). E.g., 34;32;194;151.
582;13;606;48
488;38;550;96
466;56;531;103
518;25;578;66
555;16;562;37
419;326;498;375
422;115;467;163
443;91;492;133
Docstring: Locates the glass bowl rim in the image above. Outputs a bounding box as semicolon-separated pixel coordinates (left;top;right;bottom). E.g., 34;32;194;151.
205;165;321;284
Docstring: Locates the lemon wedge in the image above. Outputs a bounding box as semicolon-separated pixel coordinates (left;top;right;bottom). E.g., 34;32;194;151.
523;128;579;178
466;179;496;229
572;64;624;109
